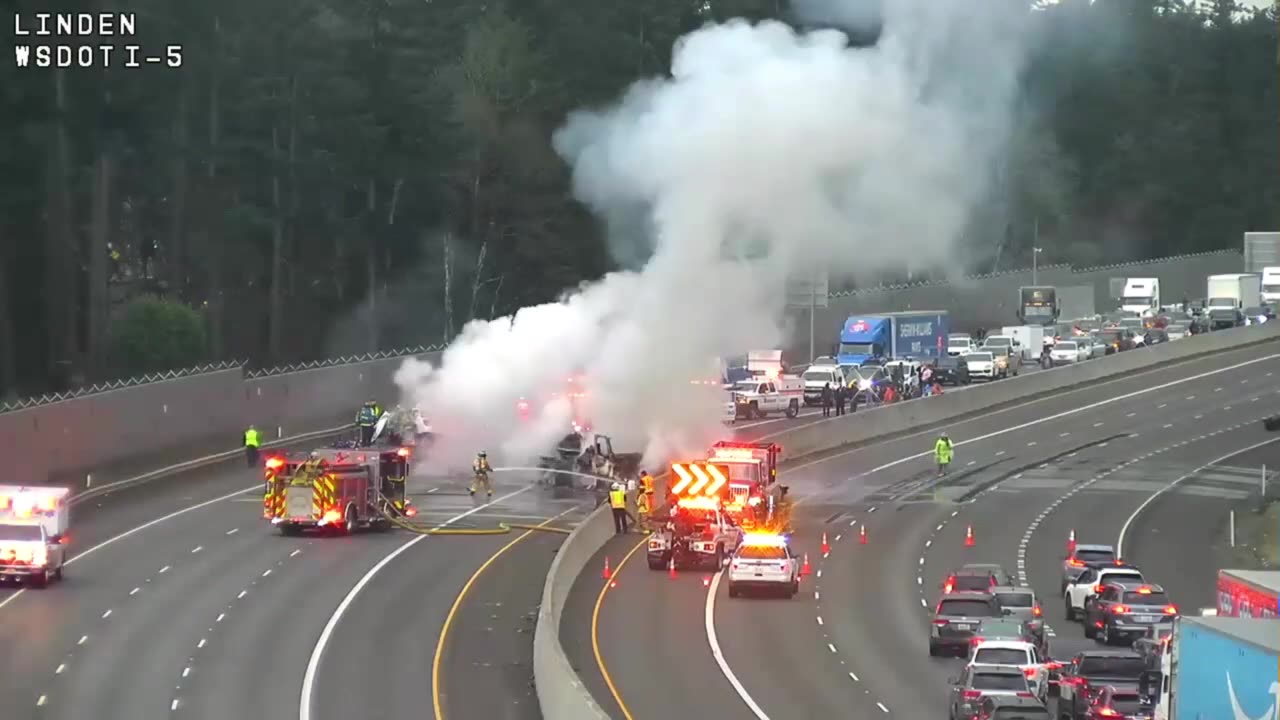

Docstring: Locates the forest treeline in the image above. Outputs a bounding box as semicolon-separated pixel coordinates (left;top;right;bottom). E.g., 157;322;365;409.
0;0;1275;398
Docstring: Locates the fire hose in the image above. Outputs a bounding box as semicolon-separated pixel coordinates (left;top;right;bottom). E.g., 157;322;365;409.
373;489;573;536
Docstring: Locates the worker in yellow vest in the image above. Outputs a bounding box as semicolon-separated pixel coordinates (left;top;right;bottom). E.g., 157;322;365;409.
639;470;655;498
608;482;628;534
243;425;261;468
635;488;651;533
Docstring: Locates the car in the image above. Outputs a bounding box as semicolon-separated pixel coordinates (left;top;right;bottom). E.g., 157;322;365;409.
1084;582;1178;644
991;586;1047;653
1096;329;1136;354
965;352;998;381
947;664;1037;720
1164;323;1188;340
948;335;979;356
963;563;1015;587
975;693;1052;719
1052;649;1148;720
1085;684;1152;719
934;355;972;385
989;345;1022;377
967;639;1051;699
944;567;1003;594
726;533;801;598
931;592;1004;656
1061;543;1120;593
1064;564;1145;621
1049;340;1087;365
971;618;1039;649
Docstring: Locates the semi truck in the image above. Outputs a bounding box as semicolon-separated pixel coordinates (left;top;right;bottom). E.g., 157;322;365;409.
836;311;949;366
1120;277;1161;316
1017;286;1060;326
0;486;70;587
1244;231;1280;274
1150;615;1280;720
1206;274;1262;330
1216;569;1280;619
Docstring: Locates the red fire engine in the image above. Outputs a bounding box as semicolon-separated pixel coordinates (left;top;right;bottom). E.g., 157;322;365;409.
263;443;416;536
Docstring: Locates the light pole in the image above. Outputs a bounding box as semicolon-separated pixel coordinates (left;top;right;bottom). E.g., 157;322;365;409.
1032;247;1043;285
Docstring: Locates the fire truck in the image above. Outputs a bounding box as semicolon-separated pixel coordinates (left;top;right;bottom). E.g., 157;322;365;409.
670;441;789;532
264;442;416;536
646;495;744;570
0;486;70;587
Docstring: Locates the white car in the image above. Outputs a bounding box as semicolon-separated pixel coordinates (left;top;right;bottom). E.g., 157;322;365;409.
965;352;997;380
1063;565;1146;621
1049;340;1087;364
947;336;978;356
966;640;1049;699
727;534;801;598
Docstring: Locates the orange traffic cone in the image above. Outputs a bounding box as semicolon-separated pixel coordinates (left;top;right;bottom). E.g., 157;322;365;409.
668;556;677;579
859;525;868;544
1067;529;1077;556
703;576;712;587
801;553;812;576
964;525;975;547
602;556;612;579
821;532;830;554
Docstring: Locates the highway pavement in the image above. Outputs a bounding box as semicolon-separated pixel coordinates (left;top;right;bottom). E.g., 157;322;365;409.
0;449;594;720
564;340;1280;719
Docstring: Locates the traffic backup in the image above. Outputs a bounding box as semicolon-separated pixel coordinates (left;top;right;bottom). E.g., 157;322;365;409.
0;485;70;587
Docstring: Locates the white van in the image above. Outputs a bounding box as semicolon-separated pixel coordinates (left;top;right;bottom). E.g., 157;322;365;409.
801;366;845;406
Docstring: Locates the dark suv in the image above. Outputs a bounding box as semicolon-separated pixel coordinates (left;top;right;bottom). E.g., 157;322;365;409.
931;592;1003;656
1084;581;1178;645
944;568;1001;594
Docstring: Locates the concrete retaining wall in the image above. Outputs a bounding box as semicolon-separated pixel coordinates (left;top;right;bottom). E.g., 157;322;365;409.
0;352;441;485
534;320;1280;720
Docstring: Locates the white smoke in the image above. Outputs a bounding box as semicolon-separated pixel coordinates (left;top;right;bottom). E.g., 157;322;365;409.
396;0;1032;468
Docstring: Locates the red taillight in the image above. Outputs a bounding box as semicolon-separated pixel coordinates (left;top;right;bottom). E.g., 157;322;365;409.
1068;558;1085;567
404;506;417;518
1044;661;1063;670
1015;691;1035;698
962;690;982;700
970;636;984;645
932;619;949;625
944;576;955;593
1111;604;1129;614
1033;605;1042;617
265;457;284;471
397;447;410;458
1097;708;1121;717
1093;584;1105;593
1164;604;1178;615
1023;667;1037;678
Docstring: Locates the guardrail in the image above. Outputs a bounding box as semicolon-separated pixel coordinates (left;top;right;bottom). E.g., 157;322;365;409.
534;321;1280;719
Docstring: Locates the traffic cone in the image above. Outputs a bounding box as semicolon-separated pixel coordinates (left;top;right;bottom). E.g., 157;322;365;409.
964;525;975;547
703;576;712;587
668;556;677;579
821;532;830;554
859;525;868;545
1067;529;1077;556
801;553;812;576
602;556;612;579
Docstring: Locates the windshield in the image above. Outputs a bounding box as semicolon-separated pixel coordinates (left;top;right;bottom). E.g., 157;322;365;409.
1105;693;1143;713
948;339;970;348
0;525;42;542
1054;342;1076;350
737;545;787;560
1100;572;1144;585
939;599;998;617
978;621;1026;637
1078;656;1145;677
1076;549;1115;563
984;338;1012;347
1121;294;1153;305
972;673;1029;691
1123;591;1170;605
992;709;1051;720
968;353;993;362
995;592;1034;608
838;342;875;355
1023;305;1053;317
953;575;994;591
1119;318;1142;328
1264;284;1280;294
975;648;1031;665
802;370;835;383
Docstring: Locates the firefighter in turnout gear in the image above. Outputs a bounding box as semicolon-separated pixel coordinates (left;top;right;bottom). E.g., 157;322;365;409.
639;469;655;498
934;432;954;477
355;400;383;446
471;451;493;497
635;486;651;533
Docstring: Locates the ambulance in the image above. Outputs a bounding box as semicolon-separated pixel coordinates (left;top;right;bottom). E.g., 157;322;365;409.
0;486;70;587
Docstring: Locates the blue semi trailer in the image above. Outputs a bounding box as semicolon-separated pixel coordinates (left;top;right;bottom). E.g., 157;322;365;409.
1156;615;1280;720
836;311;949;366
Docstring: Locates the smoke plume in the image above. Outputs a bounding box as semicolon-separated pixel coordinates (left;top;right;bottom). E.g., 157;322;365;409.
395;0;1032;468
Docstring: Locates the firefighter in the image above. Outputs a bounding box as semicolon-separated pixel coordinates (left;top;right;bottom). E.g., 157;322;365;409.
934;431;954;478
471;451;493;497
355;400;382;446
243;425;261;468
635;487;651;533
609;482;629;534
639;469;655;498
295;451;325;485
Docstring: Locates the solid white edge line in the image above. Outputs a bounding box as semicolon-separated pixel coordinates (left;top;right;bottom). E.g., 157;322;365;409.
298;484;536;720
705;570;771;720
1116;435;1280;557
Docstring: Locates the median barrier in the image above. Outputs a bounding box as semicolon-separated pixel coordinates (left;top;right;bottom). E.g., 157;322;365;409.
534;323;1280;718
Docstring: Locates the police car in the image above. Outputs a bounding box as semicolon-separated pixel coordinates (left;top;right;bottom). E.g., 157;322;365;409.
727;533;801;598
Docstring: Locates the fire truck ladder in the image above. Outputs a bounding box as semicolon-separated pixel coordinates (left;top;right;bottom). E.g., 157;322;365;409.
374;492;572;536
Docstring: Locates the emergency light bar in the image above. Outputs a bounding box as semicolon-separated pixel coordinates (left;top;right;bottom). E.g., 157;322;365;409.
0;486;68;515
675;496;721;511
741;533;788;547
711;447;758;461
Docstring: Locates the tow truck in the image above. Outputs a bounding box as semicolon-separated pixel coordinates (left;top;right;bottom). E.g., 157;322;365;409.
646;495;744;570
264;441;416;535
0;486;70;588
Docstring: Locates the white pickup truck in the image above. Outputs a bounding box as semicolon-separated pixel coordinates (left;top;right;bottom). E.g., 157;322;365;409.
726;377;802;421
0;486;70;588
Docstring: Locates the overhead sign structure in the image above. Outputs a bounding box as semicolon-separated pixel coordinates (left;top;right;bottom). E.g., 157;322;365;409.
786;270;829;310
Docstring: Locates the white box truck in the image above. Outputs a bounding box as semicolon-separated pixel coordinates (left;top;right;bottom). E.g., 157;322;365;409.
1206;273;1261;329
1261;267;1280;304
1000;325;1046;360
1120;277;1160;316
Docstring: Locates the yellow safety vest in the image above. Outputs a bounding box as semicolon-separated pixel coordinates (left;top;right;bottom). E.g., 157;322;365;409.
641;474;655;494
244;429;260;448
609;489;626;509
636;492;650;513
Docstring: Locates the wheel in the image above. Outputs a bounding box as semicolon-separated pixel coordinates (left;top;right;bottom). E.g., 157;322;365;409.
1083;617;1096;639
785;401;799;418
54;564;64;581
728;584;739;598
714;544;726;569
928;642;940;657
29;571;48;589
1098;622;1111;645
647;557;665;571
343;504;358;534
750;402;765;419
788;580;799;597
1064;596;1074;621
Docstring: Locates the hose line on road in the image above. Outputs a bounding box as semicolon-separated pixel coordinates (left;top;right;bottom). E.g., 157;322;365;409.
377;498;574;536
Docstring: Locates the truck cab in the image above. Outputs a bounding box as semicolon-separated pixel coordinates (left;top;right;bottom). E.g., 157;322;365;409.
0;486;70;588
838;315;890;366
1120;278;1161;316
1262;267;1280;304
646;497;743;570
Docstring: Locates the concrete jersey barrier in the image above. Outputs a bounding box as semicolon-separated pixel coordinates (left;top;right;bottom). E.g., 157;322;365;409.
534;322;1280;720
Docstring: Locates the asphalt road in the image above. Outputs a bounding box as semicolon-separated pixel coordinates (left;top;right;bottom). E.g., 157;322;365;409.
564;340;1280;719
0;450;594;720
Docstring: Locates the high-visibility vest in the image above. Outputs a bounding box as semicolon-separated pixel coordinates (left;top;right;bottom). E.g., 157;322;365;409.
636;492;650;513
609;489;626;509
641;474;654;494
244;428;260;448
935;439;953;463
